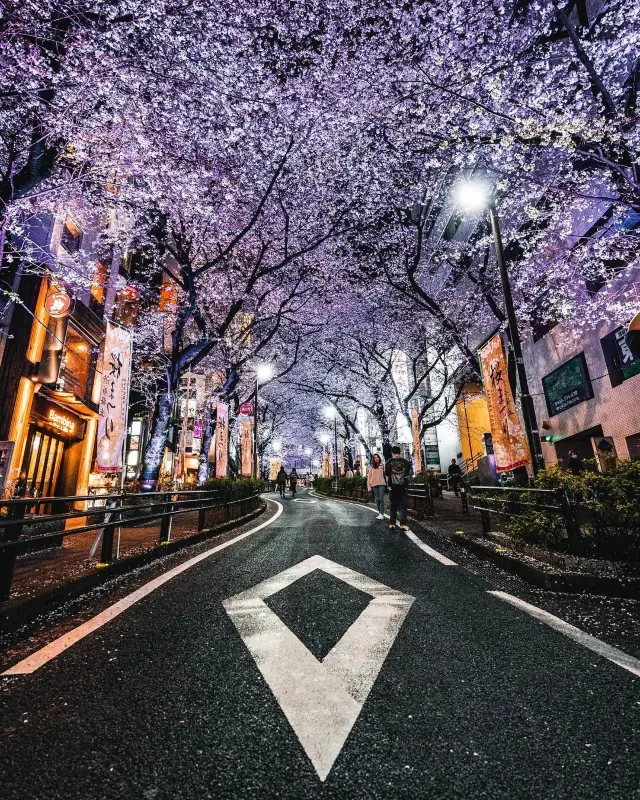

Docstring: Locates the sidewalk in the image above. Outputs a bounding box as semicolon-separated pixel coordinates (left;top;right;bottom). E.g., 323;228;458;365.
427;491;485;537
10;510;202;602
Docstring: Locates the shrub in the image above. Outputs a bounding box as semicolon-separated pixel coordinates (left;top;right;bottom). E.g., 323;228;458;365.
202;477;262;502
312;477;333;495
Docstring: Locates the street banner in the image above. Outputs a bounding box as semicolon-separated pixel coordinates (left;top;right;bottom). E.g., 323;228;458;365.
241;416;253;477
411;408;423;473
322;451;330;478
97;322;133;472
479;334;530;472
391;349;409;396
339;442;345;477
215;402;229;478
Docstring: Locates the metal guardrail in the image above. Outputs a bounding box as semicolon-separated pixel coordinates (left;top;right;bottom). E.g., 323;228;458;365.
0;489;262;601
467;485;582;554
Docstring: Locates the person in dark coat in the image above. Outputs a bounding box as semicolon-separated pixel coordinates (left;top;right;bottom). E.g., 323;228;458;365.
447;458;462;496
566;450;585;475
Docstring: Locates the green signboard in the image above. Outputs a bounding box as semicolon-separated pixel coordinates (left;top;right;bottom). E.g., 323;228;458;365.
542;353;594;417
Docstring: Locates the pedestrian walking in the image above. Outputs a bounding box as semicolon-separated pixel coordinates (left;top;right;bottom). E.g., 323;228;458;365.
276;467;287;498
289;468;299;497
385;446;412;530
367;453;387;519
566;449;586;475
447;458;462;496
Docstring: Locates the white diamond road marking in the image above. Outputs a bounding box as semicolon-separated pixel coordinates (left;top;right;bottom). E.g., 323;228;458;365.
222;555;414;781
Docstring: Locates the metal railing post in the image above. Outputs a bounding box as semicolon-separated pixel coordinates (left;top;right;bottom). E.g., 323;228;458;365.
99;497;119;565
0;501;26;601
198;493;207;532
159;492;173;544
480;508;491;535
423;475;434;517
460;485;469;516
558;489;583;556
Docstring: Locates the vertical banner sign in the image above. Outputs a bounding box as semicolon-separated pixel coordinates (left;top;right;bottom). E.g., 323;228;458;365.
215;403;229;478
241;417;253;477
411;408;423;473
479;335;530;473
322;451;330;478
97;322;133;472
269;458;281;481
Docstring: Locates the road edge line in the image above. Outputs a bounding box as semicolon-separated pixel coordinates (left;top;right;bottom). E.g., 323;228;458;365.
2;501;284;676
489;590;640;678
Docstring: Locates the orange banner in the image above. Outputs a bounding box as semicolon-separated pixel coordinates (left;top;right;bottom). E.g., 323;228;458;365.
215;403;229;478
411;408;422;473
479;335;530;473
241;417;253;477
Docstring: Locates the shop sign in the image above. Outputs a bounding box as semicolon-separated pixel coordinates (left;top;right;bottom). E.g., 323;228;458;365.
239;402;253;416
45;291;71;318
241;416;253;477
479;334;531;473
48;408;75;435
97;322;133;472
542;353;594;417
411;408;422;473
215;403;229;478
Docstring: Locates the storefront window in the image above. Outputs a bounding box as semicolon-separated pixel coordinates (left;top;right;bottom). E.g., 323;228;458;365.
57;324;97;402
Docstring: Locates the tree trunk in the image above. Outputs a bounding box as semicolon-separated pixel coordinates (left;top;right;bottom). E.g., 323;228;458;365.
140;390;174;491
197;397;216;485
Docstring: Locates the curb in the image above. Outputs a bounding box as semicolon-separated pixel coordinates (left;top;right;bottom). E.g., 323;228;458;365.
451;532;640;599
0;501;267;635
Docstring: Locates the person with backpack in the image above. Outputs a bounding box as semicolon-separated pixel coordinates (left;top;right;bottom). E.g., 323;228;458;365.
385;445;412;530
276;467;287;498
289;468;299;497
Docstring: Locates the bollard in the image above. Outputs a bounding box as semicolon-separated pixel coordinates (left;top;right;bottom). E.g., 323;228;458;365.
0;502;26;601
159;492;173;544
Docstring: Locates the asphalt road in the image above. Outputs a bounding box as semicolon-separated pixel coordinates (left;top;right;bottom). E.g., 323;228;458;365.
1;488;639;799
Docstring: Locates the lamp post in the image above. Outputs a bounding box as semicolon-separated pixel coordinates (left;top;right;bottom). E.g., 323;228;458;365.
304;447;312;475
456;180;545;475
324;406;340;479
254;364;273;479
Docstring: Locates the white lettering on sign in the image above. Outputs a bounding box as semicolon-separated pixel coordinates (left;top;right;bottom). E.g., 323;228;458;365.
48;409;75;434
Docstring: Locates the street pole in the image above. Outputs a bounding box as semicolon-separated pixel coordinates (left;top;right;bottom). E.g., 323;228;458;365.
253;375;259;480
488;203;545;475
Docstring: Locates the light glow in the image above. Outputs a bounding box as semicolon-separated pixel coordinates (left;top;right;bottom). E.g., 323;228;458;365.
455;180;490;213
256;364;274;383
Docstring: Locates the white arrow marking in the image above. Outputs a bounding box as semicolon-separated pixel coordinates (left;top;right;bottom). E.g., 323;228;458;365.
223;555;414;781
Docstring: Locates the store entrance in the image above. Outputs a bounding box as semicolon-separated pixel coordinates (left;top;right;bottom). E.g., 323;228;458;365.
554;425;604;466
22;428;65;499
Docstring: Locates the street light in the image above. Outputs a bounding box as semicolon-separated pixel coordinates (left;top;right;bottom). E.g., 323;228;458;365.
304;446;312;474
324;406;340;479
254;364;273;479
456;180;544;475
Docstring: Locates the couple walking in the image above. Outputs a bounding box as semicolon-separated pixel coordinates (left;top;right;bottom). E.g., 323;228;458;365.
366;446;411;530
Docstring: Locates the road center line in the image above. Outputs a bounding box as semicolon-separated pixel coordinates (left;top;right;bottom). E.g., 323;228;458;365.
489;590;640;678
2;500;283;677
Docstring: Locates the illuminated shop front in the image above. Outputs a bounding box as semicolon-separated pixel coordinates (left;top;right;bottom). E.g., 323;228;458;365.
19;395;86;498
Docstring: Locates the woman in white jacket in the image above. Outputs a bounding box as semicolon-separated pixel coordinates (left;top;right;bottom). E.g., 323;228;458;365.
367;453;387;519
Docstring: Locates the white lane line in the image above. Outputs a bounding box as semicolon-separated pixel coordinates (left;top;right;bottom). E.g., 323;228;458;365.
402;528;457;566
309;491;457;566
489;590;640;679
3;501;284;676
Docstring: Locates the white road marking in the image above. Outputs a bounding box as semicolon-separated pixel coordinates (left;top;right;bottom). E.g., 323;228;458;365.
223;555;414;781
293;499;316;504
2;501;284;676
489;590;640;678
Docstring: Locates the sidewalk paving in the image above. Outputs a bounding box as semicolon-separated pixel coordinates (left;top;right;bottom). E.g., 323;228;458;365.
9;511;203;602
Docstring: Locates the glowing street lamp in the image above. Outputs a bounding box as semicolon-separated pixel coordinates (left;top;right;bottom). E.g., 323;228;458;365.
254;364;274;479
455;180;544;475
